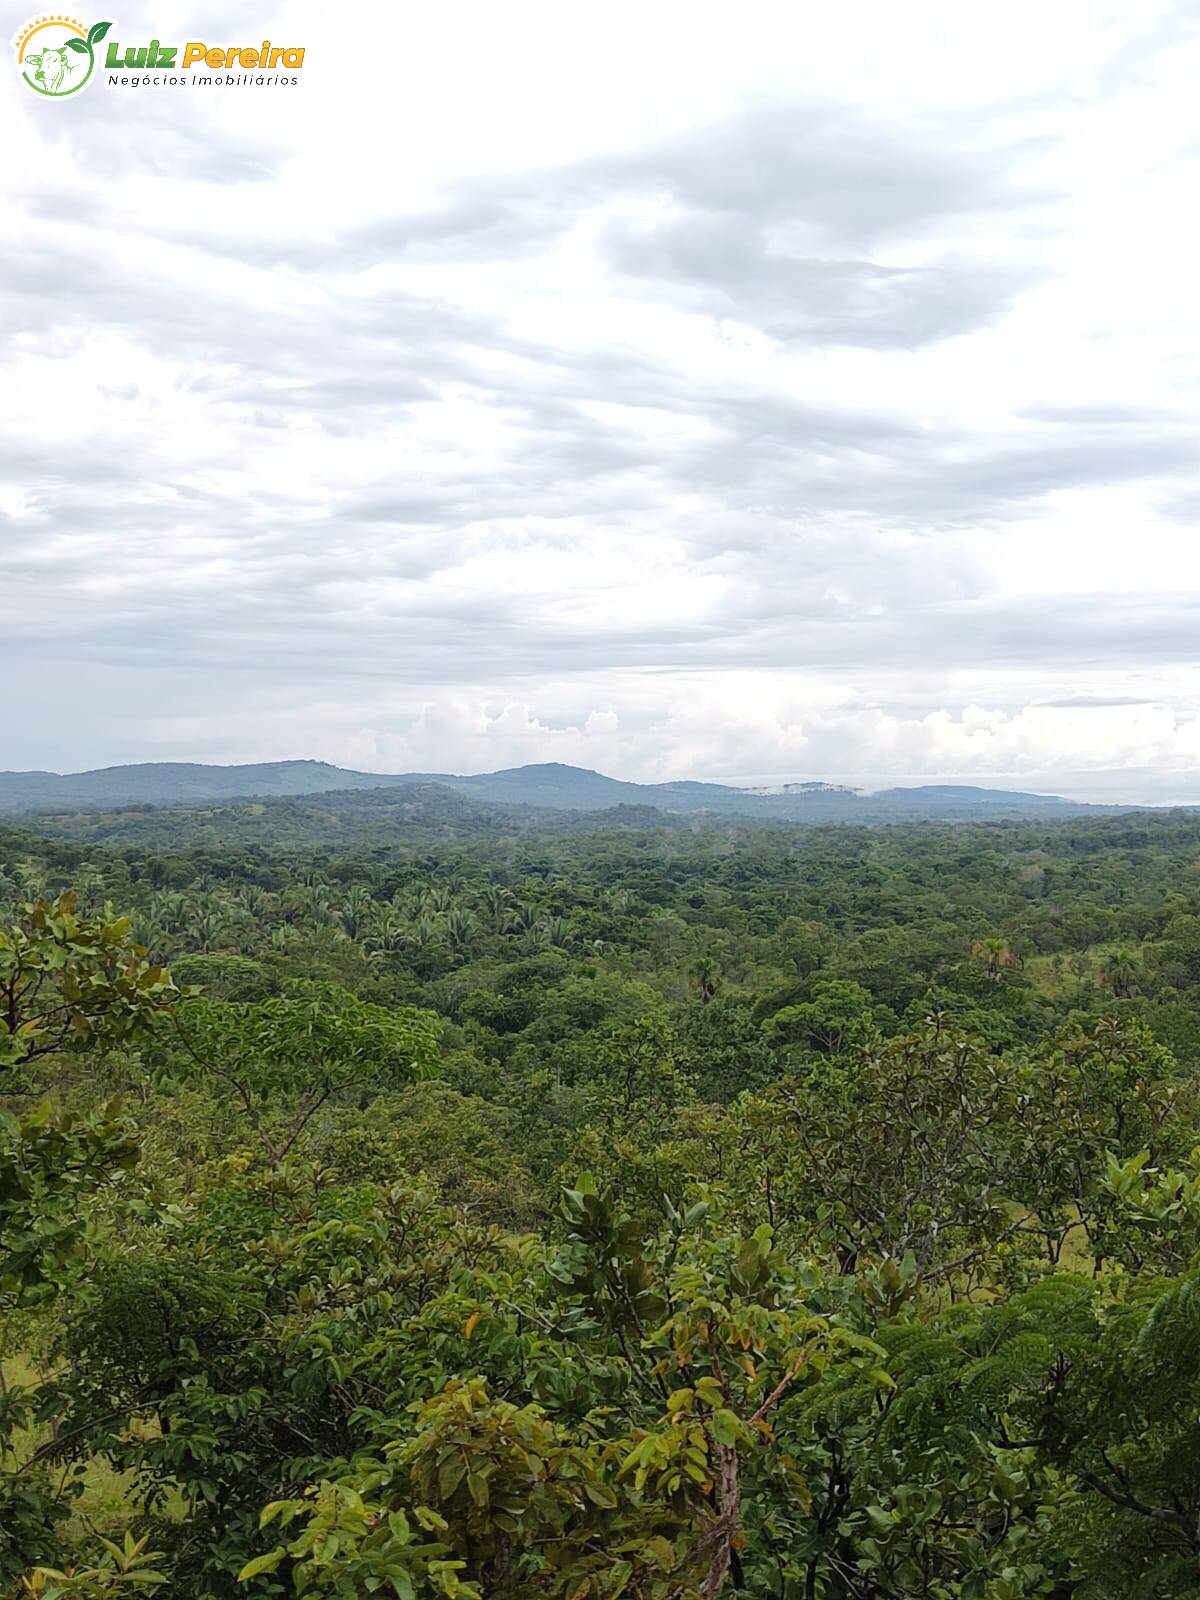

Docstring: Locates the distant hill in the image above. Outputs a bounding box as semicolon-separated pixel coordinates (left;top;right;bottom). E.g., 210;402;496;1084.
0;760;410;810
0;757;1127;823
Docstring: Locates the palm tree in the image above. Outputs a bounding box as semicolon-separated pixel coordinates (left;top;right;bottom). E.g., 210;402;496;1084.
239;886;276;922
362;908;407;960
1100;945;1140;999
691;954;719;1005
443;907;479;949
190;907;229;954
971;936;1019;981
135;916;170;959
302;888;334;928
150;890;190;933
335;886;374;942
478;884;510;921
538;915;573;949
505;903;539;937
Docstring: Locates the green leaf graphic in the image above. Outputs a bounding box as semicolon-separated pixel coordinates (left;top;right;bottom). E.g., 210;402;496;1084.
87;20;112;44
65;36;88;51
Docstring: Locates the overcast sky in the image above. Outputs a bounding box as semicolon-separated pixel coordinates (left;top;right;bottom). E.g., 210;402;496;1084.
4;0;1200;798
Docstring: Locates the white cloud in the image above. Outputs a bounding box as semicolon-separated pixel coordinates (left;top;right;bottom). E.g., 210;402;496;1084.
3;0;1200;798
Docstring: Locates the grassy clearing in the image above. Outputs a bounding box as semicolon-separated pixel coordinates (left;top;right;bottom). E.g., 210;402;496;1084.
1023;942;1133;1001
1;1352;177;1538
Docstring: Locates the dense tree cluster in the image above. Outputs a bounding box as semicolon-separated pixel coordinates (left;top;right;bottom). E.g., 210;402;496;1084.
5;807;1200;1596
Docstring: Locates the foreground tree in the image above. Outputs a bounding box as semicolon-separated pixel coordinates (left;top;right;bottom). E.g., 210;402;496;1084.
241;1180;889;1600
1;893;180;1069
171;981;442;1164
0;895;183;1590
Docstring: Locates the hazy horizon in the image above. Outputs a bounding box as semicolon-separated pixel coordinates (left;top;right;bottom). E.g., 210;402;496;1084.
7;751;1200;808
6;1;1200;798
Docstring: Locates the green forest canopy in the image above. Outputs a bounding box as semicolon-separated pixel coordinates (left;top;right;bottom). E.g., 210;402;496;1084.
6;806;1200;1595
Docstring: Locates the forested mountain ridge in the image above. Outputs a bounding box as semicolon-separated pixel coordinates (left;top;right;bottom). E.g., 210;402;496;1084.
7;808;1200;1596
0;756;1125;821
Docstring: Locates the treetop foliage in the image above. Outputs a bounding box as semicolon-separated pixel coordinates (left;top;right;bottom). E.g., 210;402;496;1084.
5;809;1200;1595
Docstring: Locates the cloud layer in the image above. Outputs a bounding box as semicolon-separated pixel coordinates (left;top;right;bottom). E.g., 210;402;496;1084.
4;0;1200;797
